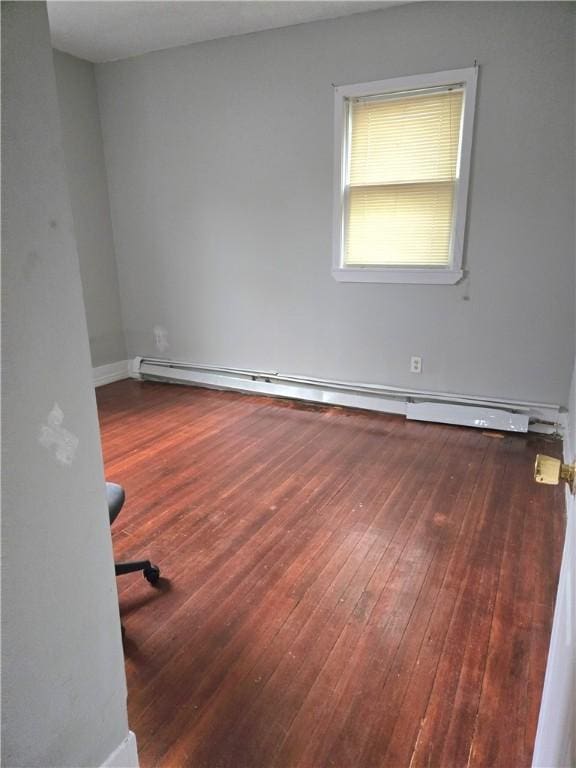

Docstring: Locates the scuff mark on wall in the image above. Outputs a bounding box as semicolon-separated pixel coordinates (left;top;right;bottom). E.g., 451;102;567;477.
23;250;40;281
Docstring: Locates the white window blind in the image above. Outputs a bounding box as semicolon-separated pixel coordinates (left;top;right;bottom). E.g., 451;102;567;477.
344;87;464;268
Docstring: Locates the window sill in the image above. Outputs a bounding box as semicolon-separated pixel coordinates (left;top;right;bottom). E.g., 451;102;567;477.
332;267;463;285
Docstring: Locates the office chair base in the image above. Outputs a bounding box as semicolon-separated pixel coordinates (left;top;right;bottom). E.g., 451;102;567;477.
115;560;161;585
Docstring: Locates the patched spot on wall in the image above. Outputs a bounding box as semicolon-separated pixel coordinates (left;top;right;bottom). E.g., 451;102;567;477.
153;325;169;353
39;403;79;465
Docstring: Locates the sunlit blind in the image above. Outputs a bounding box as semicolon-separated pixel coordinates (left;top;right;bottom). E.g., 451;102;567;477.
344;87;464;267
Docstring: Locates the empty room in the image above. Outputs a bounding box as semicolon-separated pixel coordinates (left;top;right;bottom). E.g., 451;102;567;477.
2;1;575;767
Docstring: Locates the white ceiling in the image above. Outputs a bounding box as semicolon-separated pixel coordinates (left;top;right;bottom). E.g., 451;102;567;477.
48;1;404;63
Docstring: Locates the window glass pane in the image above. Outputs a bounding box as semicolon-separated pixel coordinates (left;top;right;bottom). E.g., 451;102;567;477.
345;181;454;266
344;87;464;268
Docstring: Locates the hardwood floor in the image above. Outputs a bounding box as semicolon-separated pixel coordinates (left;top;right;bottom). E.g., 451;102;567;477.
97;379;565;768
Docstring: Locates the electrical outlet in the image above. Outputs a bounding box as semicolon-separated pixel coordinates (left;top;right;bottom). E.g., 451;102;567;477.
410;356;422;374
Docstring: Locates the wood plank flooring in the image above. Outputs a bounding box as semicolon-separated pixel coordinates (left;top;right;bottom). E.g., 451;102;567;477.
97;380;565;768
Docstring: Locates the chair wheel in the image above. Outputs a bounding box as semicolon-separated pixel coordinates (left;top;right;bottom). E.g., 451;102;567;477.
144;565;160;585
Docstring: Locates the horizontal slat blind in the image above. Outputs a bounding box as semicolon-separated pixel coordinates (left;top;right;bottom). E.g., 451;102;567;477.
345;88;464;267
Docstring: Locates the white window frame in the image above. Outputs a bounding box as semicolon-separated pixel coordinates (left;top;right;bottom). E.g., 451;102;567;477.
332;67;478;285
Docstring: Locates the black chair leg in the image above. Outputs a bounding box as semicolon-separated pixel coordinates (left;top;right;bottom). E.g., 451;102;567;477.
115;560;160;584
115;560;151;575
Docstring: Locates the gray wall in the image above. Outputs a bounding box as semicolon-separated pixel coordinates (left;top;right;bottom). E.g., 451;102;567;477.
96;1;575;406
53;49;126;368
2;3;129;766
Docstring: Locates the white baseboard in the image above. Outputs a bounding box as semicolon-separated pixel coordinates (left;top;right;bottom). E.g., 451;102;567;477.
101;731;139;768
130;357;562;434
93;360;130;387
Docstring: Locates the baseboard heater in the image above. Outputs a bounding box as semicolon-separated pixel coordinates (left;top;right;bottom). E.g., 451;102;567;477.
132;357;562;435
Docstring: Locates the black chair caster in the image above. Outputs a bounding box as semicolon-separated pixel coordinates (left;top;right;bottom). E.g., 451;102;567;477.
144;564;160;585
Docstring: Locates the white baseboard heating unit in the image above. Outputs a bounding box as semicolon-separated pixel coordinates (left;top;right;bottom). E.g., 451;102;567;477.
405;401;529;432
132;357;562;435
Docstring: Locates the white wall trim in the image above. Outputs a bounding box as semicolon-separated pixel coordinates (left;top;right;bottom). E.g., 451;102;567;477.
130;358;562;434
532;420;575;768
331;267;464;284
100;731;139;768
532;484;575;768
93;360;130;387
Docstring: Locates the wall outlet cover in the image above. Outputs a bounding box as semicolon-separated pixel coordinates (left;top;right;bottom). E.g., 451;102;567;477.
410;356;422;374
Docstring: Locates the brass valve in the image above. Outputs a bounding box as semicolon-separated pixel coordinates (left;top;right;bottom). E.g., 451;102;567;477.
534;454;575;492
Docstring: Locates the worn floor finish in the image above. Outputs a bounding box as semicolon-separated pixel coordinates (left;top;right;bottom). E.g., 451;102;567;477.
97;380;565;768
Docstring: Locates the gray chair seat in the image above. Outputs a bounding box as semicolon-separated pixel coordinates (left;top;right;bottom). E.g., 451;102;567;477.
106;482;125;525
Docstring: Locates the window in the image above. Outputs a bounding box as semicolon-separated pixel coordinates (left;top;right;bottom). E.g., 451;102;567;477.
333;68;477;284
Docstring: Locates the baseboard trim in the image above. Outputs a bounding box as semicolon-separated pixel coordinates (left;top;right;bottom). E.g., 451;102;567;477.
100;731;138;768
130;357;562;434
93;360;130;387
